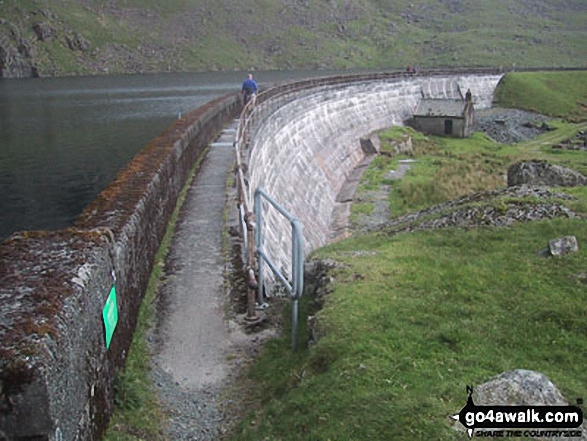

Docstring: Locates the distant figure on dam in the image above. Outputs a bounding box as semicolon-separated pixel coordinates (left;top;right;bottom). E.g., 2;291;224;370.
242;73;258;106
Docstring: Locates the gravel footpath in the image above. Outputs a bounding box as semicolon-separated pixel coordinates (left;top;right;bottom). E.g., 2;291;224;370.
351;160;416;230
148;126;275;440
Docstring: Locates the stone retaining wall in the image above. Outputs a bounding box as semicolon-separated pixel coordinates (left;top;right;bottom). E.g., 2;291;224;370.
0;93;241;440
247;73;503;285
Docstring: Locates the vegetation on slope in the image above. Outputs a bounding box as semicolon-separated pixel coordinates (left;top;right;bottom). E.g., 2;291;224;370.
1;0;586;76
230;71;587;440
495;71;587;122
236;220;587;441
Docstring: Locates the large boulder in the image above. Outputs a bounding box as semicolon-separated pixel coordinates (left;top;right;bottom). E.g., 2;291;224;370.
507;160;586;187
463;370;587;440
473;369;569;406
548;236;579;257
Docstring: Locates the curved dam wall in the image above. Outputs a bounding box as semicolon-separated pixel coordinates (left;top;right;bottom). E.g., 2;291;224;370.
247;72;503;284
0;94;241;440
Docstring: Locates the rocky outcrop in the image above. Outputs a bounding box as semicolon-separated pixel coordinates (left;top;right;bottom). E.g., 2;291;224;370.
65;33;90;52
381;186;579;235
380;134;414;157
552;131;587;151
0;32;38;78
507;160;586;187
0;9;92;78
32;22;55;41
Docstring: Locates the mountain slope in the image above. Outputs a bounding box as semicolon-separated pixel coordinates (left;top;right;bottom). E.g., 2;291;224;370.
1;0;586;77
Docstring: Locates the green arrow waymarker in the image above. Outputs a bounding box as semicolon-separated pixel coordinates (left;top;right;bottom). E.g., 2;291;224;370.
102;286;118;349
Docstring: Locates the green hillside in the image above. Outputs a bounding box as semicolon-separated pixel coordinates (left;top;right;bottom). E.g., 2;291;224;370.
495;71;587;122
1;0;586;76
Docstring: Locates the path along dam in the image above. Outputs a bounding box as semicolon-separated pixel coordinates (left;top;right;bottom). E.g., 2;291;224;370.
0;69;503;440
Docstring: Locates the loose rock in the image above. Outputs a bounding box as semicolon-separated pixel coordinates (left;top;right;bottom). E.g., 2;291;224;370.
507;160;586;188
548;236;579;257
473;108;553;144
380;186;578;236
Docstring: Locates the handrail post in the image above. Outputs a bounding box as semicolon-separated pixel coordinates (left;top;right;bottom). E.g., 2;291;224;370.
292;220;304;299
254;188;305;352
292;299;299;352
254;189;264;307
246;213;258;321
291;219;304;352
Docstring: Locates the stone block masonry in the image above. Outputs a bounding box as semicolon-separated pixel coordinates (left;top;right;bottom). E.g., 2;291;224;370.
247;73;503;285
0;93;241;440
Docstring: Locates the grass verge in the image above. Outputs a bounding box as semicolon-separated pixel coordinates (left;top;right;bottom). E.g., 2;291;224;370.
232;219;587;441
385;122;587;218
102;147;210;441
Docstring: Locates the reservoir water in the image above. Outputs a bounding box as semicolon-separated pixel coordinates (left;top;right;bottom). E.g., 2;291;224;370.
0;69;357;242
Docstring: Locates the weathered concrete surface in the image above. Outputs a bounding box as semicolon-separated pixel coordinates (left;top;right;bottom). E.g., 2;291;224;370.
247;74;502;283
0;229;115;441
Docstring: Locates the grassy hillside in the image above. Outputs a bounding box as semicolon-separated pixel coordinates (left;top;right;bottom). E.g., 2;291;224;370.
495;71;587;122
229;71;587;440
236;220;587;441
1;0;586;76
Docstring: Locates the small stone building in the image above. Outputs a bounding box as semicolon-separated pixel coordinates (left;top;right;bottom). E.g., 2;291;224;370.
408;89;475;138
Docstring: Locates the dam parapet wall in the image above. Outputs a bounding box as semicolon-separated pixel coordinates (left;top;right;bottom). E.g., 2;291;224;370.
0;93;241;440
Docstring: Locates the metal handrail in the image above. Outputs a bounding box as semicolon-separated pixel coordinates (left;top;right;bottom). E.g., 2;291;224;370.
254;187;304;352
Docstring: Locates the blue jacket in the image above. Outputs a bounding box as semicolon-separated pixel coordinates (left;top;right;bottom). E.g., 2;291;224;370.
242;78;258;94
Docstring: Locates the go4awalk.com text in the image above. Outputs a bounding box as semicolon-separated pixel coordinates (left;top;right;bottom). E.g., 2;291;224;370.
452;386;584;438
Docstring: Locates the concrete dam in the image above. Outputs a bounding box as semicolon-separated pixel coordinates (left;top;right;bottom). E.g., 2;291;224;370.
243;71;502;287
0;69;503;440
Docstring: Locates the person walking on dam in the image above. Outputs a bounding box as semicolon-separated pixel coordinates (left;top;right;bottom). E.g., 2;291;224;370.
242;73;258;106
